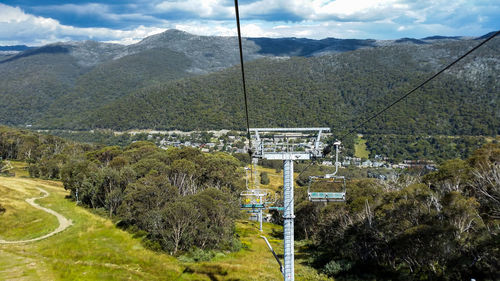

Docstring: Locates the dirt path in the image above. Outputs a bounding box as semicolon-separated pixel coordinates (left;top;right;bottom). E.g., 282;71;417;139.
0;186;72;244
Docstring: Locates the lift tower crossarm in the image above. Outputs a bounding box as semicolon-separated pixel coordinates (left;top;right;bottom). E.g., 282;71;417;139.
250;128;330;161
250;128;330;132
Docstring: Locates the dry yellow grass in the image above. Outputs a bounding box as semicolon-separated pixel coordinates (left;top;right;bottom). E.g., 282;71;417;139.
0;176;184;280
10;161;29;177
245;165;299;192
0;178;59;241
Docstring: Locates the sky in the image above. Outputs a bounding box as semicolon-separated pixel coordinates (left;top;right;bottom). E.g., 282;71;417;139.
0;0;499;46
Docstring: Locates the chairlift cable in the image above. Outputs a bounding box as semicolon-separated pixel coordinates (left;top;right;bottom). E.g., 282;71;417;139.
296;160;316;180
338;29;500;141
233;0;252;151
234;0;256;185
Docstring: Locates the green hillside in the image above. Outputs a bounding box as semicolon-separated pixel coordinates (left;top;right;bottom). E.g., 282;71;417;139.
78;38;499;135
1;34;498;135
42;47;192;128
0;48;79;126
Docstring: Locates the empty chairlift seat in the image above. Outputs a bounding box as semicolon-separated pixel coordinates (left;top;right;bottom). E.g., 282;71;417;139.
307;175;346;202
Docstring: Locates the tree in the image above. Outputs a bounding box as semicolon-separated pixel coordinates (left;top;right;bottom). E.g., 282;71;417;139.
99;166;128;218
468;143;500;223
86;146;122;166
424;159;471;193
118;174;177;229
190;188;239;249
168;159;199;196
152;200;200;254
260;172;270;185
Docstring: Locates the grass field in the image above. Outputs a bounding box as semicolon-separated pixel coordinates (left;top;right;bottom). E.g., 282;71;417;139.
0;178;59;241
354;136;370;159
0;169;331;280
10;161;30;178
247;166;299;191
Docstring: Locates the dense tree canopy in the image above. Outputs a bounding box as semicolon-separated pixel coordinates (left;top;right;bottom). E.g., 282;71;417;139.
0;126;245;254
291;143;500;280
63;38;498;136
1;38;497;136
0;126;94;179
61;142;245;254
364;134;489;162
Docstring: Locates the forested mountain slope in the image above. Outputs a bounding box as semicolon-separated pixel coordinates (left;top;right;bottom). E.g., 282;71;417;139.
78;37;499;135
0;30;262;127
0;30;497;134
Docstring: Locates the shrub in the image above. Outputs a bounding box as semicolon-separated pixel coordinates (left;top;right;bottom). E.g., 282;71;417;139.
178;248;215;262
260;172;270;185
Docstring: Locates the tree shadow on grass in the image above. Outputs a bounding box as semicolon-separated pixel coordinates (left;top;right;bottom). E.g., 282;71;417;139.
270;228;283;239
180;264;238;281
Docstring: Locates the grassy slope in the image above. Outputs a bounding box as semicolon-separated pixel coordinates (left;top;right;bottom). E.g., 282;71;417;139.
0;178;59;241
0;161;59;241
0;168;330;280
251;166;299;191
354;136;370;159
0;177;183;280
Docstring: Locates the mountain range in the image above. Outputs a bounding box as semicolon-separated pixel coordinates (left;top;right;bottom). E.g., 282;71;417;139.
0;29;498;135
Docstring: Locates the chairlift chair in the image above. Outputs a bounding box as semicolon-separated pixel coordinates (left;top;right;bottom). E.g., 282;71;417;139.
240;189;268;209
307;175;346;202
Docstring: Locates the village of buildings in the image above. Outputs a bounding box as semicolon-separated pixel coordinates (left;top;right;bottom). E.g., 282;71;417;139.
138;130;436;178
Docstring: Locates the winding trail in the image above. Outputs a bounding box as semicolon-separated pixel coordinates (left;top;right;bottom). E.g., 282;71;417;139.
0;186;72;244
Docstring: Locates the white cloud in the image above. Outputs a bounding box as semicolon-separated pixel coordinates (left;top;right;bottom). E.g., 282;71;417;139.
0;1;497;46
0;4;166;45
237;0;403;22
242;23;281;37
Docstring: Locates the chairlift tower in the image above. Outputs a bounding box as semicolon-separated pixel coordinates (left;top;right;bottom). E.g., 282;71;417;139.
250;127;329;281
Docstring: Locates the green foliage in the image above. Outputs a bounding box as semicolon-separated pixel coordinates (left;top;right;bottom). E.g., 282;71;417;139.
0;203;5;215
73;39;500;135
232;152;251;165
259;159;283;173
297;143;500;280
0;126;94;179
178;248;216;262
61;144;244;254
260;171;270;185
40;129;154;147
0;126;244;254
0;45;192;128
323;260;342;276
2;38;498;137
365;134;488;162
466;143;500;228
323;260;353;276
424;159;471;193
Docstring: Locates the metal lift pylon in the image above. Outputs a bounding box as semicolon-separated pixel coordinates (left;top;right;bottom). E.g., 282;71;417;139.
250;127;329;281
